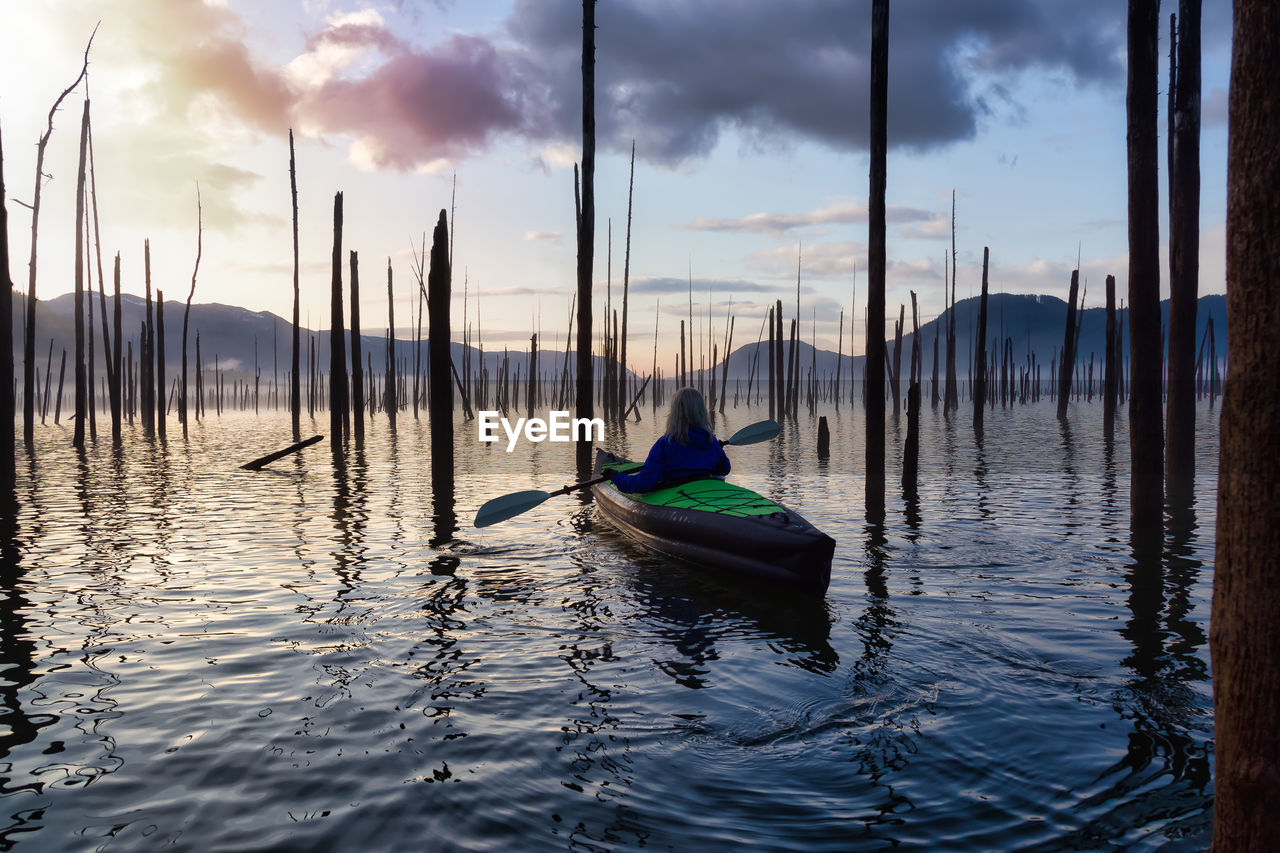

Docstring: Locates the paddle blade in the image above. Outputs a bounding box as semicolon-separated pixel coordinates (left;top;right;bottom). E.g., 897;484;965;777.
474;490;552;528
725;419;781;446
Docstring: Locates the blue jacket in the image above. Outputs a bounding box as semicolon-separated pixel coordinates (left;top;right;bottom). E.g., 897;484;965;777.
612;426;731;494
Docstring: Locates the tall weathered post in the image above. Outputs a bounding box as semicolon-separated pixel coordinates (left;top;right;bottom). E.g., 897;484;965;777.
428;211;452;486
1166;0;1201;506
1057;270;1080;419
329;192;347;449
865;0;888;518
72;99;89;448
156;291;166;440
1104;274;1118;418
1211;0;1280;846
574;0;596;472
349;250;364;443
385;258;396;427
142;240;154;435
1128;0;1164;533
0;120;15;493
290;130;301;438
972;248;990;430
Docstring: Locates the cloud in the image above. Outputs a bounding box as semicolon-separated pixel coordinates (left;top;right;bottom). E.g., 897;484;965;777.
681;200;938;236
63;0;1234;177
524;231;563;243
627;276;777;295
1203;87;1228;129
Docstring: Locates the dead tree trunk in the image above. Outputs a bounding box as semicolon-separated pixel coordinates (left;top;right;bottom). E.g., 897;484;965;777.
290;130;301;437
1212;0;1280;846
973;248;990;431
111;253;122;445
329;192;347;448
156;291;166;440
1105;274;1118;418
866;0;888;518
428;211;452;485
944;190;958;411
24;32;93;447
0;119;15;492
180;187;202;440
574;0;596;471
385;258;396;426
142;239;154;436
72;99;89;447
1166;0;1201;506
349;250;364;443
1128;0;1164;533
1057;270;1080;419
903;291;921;492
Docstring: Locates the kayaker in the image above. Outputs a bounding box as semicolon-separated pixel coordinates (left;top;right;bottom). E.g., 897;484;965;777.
607;387;730;493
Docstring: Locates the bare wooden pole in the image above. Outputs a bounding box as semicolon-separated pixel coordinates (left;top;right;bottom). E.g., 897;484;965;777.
428;210;452;484
349;250;364;442
72;98;89;447
574;0;596;470
620;140;635;416
329;192;347;448
180;186;202;440
1057;270;1080;418
944;190;958;411
386;258;396;426
290;129;301;437
1166;0;1201;506
111;252;122;445
973;248;990;430
1212;0;1280;844
1127;0;1164;533
142;239;154;435
156;290;166;440
0;119;15;492
866;0;888;518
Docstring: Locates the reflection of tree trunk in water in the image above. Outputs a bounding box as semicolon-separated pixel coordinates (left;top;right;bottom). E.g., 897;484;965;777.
1212;0;1280;845
0;513;48;766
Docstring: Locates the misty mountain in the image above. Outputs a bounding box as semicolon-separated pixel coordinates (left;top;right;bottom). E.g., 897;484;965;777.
12;290;1227;390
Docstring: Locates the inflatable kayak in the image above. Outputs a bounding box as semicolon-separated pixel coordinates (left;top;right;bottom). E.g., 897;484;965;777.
591;449;834;595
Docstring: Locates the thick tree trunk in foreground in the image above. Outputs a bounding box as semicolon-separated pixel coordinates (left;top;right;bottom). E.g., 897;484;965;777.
1212;1;1280;848
1166;0;1202;506
1127;0;1164;532
865;0;888;518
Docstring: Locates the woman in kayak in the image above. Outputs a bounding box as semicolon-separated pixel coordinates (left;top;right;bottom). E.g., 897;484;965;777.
607;387;730;494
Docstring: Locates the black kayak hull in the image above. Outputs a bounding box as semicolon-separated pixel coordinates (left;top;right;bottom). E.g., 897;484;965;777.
591;449;834;596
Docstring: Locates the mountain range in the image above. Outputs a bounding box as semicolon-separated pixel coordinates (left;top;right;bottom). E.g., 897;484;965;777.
11;290;1227;388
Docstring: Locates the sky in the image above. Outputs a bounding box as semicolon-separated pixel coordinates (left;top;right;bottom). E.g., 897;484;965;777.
0;0;1234;364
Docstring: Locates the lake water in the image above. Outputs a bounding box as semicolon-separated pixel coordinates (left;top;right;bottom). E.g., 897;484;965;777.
0;396;1217;851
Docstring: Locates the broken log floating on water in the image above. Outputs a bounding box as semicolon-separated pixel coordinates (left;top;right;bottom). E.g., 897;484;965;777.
241;434;325;471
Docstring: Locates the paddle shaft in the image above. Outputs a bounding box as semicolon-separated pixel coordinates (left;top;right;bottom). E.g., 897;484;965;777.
547;475;608;498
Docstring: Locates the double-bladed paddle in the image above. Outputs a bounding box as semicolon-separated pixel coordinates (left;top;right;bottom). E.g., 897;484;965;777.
472;419;781;528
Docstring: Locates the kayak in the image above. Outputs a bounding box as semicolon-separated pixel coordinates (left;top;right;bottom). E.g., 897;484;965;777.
591;448;835;596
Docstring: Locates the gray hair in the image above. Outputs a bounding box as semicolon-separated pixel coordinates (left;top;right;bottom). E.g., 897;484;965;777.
665;387;711;445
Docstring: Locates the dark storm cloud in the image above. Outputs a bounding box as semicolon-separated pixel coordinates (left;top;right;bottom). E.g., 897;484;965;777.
154;0;1231;173
502;0;1143;165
